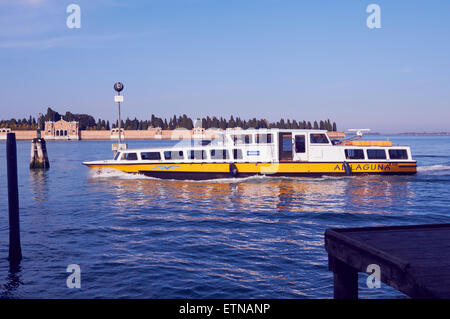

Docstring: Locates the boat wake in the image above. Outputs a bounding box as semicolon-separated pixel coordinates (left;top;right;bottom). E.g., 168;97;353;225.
88;168;354;183
417;165;450;174
88;168;156;180
415;155;450;158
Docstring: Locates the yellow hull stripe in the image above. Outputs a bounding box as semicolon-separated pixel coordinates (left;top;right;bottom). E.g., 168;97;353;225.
86;162;417;174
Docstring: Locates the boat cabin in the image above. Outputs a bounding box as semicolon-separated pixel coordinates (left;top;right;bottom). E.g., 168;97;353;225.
111;129;413;164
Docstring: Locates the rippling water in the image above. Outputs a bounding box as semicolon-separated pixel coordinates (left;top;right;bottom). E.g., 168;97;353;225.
0;136;449;298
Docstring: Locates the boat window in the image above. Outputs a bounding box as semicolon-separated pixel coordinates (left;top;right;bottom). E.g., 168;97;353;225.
345;149;365;160
232;135;252;145
164;150;184;160
122;153;138;161
233;149;243;160
141;152;161;160
114;152;121;160
232;135;242;145
282;136;292;152
188;150;206;160
310;133;329;144
201;140;211;146
389;149;408;160
256;134;273;144
367;149;387;160
210;149;229;160
295;135;306;153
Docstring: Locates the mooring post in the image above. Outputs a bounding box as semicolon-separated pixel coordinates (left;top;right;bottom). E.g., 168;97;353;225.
30;139;36;167
329;255;358;299
30;138;50;169
6;133;22;265
38;138;49;168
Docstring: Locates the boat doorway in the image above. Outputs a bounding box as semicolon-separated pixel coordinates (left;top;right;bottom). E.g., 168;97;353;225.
293;133;308;161
278;132;293;161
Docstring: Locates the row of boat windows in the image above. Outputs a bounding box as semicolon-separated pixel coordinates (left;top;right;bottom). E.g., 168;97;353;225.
230;133;329;145
118;149;244;161
117;147;408;161
345;149;408;160
117;148;408;161
285;134;327;153
231;134;273;145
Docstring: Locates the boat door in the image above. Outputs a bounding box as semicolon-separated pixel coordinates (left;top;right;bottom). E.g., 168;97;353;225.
293;133;308;161
278;132;293;161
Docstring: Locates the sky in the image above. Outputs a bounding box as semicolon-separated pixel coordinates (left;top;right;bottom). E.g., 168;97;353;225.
0;0;449;133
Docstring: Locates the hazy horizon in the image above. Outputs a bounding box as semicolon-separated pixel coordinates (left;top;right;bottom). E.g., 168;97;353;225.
1;0;449;133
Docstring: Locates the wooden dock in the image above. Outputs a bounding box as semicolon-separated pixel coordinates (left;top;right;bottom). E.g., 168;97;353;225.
325;224;450;299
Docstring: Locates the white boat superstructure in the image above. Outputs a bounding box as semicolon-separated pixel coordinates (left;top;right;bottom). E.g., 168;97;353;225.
83;129;417;179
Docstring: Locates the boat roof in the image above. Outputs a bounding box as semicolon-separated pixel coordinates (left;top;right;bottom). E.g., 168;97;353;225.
223;128;328;134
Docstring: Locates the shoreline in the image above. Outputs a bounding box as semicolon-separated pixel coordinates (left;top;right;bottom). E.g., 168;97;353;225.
2;130;450;141
0;129;347;141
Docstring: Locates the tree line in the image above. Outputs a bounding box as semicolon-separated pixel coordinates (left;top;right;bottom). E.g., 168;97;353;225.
1;107;337;131
0;108;111;131
0;116;39;130
113;115;337;131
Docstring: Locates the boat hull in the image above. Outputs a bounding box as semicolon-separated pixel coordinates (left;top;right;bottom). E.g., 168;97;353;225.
84;161;417;180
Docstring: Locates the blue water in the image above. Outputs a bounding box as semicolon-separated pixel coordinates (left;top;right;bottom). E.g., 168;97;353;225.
0;136;449;298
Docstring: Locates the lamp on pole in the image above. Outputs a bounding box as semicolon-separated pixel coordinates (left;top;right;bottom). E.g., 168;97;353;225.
114;82;124;144
112;82;127;156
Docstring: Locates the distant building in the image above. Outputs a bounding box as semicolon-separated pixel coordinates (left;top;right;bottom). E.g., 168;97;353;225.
0;128;11;140
44;119;80;140
148;127;162;139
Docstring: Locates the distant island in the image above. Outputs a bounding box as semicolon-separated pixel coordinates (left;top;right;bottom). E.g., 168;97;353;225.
397;132;450;136
0;107;338;131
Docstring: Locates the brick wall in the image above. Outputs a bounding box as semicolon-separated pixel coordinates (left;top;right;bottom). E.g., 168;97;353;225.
79;130;111;140
327;131;346;139
0;129;346;141
0;130;37;140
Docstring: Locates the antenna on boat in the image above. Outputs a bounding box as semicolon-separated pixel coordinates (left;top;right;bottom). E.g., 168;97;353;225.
348;128;371;137
333;128;371;145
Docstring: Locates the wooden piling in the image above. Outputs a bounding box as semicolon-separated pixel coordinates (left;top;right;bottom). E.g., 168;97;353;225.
325;224;450;299
328;256;358;299
30;138;50;169
6;133;22;265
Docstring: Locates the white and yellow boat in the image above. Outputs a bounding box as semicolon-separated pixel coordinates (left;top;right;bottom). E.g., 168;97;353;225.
83;129;417;179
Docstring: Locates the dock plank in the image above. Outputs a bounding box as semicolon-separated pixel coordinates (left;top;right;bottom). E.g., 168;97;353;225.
325;223;450;299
